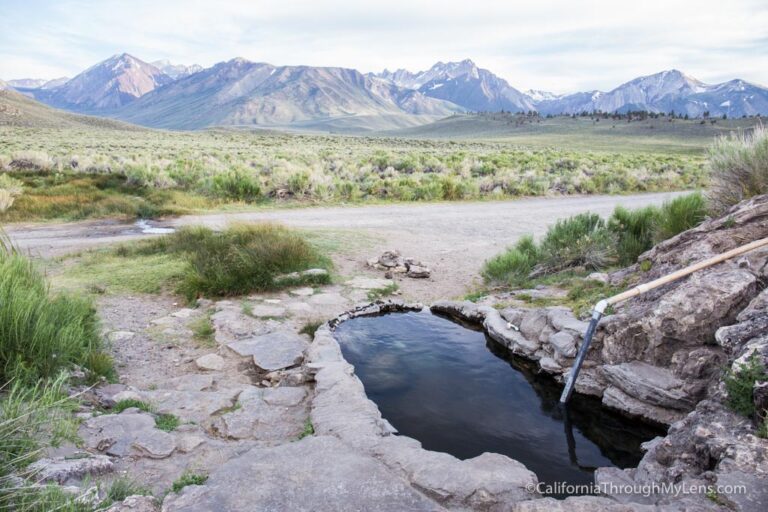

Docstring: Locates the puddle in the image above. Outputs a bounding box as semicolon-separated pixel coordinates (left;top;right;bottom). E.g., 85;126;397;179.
334;309;665;497
135;219;175;235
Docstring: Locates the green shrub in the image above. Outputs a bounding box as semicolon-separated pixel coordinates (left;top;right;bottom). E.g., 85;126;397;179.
482;235;540;286
0;240;109;385
299;320;323;338
171;472;208;493
136;224;331;301
210;169;261;202
539;213;613;272
609;205;660;265
654;192;708;243
724;354;767;417
708;125;768;214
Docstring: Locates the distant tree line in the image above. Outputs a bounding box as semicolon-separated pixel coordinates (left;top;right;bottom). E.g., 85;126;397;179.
461;109;764;123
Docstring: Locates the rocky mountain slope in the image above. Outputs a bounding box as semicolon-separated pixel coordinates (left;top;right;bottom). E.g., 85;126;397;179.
373;59;535;113
535;69;768;117
7;54;767;130
26;53;173;112
151;60;203;79
113;58;461;129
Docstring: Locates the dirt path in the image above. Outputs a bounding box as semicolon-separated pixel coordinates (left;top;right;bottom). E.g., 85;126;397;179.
8;192;681;300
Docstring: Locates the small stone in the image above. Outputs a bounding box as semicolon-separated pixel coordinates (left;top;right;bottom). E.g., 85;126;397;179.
103;495;159;512
112;390;143;403
108;331;135;342
171;308;196;318
586;272;610;284
378;250;402;268
195;354;225;372
548;331;577;358
539;357;563;374
384;271;394;279
406;265;431;278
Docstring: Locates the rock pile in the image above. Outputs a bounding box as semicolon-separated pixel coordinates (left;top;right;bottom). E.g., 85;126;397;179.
367;250;431;279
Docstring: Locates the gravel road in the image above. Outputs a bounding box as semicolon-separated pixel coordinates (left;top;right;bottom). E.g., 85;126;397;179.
8;192;682;300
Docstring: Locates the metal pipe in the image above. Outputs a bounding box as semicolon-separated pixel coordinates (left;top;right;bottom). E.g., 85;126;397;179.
559;236;768;404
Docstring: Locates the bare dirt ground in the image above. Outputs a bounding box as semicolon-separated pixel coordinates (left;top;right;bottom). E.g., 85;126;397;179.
8;192;681;301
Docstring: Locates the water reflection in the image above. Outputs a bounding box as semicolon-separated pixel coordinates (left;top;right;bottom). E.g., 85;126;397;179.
335;310;665;497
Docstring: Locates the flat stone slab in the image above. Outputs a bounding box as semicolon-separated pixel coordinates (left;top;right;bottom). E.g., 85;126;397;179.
248;304;287;318
162;436;443;512
81;411;176;459
602;361;692;410
214;386;308;441
141;389;241;423
29;454;113;484
346;277;393;290
227;332;308;371
289;287;314;297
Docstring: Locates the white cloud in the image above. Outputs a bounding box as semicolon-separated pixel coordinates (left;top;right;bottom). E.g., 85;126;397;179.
1;0;766;92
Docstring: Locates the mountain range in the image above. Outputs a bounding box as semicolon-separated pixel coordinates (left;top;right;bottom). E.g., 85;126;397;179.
5;54;767;131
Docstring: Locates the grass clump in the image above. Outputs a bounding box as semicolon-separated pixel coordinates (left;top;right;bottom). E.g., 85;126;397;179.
482;235;540;287
299;320;323;338
100;477;152;507
608;205;660;266
299;419;315;439
0;239;111;385
654;192;708;243
134;224;332;302
155;413;181;432
189;314;215;347
723;353;767;417
708;124;768;214
171;472;208;493
539;213;613;273
366;282;399;301
112;399;153;414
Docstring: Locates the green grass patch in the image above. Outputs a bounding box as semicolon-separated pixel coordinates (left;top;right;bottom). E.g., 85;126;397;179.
366;282;399;301
171;472;208;493
100;477;152;507
482;235;540;287
0;239;112;385
112;399;153;414
155;413;181;432
55;250;187;295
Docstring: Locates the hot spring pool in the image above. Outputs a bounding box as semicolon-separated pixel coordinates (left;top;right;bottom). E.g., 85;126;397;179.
334;309;664;496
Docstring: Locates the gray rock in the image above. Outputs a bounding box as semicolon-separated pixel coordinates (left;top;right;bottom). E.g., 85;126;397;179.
519;309;549;342
28;454;113;484
289;287;314;297
485;309;540;355
547;307;589;334
549;331;577;357
161;436;444;512
81;412;176;459
195;353;225;372
104;495;159;512
113;390;143;403
406;265;431;278
154;374;214;391
378;250;402;268
538;356;563;374
430;300;490;324
248;304;287;318
214;386;308;441
602;362;693;410
227;331;308;371
601;387;685;425
211;302;260;344
513;496;655;511
141;389;241;424
171;308;196;318
108;331;136;342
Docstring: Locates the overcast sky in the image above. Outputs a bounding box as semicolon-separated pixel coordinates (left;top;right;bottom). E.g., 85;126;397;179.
1;0;766;93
